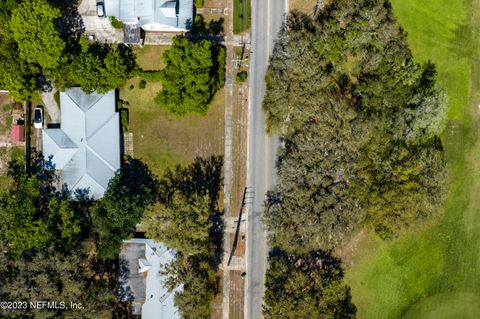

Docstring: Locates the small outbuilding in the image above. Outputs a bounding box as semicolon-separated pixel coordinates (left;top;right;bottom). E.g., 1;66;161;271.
11;124;24;143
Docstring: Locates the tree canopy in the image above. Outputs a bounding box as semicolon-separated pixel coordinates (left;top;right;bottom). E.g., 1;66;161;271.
262;1;448;317
0;159;125;318
93;158;158;259
264;249;356;319
0;0;137;99
265;0;447;252
155;37;225;115
0;0;38;100
0;162;85;255
10;0;65;70
60;40;136;93
142;156;223;319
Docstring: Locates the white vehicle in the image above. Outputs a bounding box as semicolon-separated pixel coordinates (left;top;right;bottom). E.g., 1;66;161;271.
34;106;43;129
96;2;105;18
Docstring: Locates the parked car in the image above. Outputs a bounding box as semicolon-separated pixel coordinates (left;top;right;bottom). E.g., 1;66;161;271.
34;106;43;129
96;2;105;17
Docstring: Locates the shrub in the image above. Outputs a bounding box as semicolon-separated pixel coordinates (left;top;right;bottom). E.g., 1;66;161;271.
120;108;129;132
109;16;124;29
139;79;147;89
236;70;248;83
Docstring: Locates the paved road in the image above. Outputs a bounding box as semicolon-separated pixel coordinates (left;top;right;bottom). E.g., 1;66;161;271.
245;0;286;318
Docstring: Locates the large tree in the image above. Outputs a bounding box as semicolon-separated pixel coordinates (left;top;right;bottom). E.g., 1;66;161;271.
93;158;158;259
143;194;213;256
141;156;223;319
0;163;84;255
0;0;38;99
264;0;447;252
0;247;116;319
62;41;136;93
264;249;356;319
155;37;225;115
10;0;65;70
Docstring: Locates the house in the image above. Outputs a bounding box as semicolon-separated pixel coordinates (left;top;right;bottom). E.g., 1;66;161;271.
119;239;181;319
42;88;121;199
105;0;194;32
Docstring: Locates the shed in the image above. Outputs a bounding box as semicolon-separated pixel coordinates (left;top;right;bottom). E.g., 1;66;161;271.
11;124;24;143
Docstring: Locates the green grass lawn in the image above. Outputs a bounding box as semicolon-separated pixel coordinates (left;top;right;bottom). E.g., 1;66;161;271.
344;0;480;318
233;0;251;34
121;46;225;177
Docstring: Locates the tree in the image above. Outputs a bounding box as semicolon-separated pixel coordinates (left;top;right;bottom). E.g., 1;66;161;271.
144;194;213;256
141;156;224;319
264;249;356;319
94;158;158;259
161;254;217;319
0;1;38;100
0;172;51;255
0;248;116;319
0;161;87;255
155;37;225;115
58;40;135;94
10;0;65;70
263;0;447;252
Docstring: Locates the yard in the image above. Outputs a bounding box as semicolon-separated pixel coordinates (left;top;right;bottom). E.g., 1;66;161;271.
0;94;24;190
344;0;480;318
120;45;225;177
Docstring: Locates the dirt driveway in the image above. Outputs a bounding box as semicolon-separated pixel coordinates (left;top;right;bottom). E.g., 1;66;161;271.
78;0;123;43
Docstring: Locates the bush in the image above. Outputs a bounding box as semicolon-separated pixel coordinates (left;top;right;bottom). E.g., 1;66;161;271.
109;16;124;29
139;79;147;89
195;0;204;8
236;70;247;83
120;108;129;132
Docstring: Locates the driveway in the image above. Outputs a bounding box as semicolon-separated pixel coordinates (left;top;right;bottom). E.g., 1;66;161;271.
78;0;123;43
41;89;60;123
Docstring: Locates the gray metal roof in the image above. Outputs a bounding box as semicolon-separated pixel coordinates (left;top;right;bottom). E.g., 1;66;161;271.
42;88;120;199
105;0;193;31
120;239;181;319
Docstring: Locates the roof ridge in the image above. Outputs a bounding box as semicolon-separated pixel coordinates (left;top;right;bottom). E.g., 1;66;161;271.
86;111;117;140
86;142;117;172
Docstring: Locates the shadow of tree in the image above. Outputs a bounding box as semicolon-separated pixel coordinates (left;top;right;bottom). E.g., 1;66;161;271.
49;0;85;40
191;15;225;36
159;155;224;211
287;10;316;32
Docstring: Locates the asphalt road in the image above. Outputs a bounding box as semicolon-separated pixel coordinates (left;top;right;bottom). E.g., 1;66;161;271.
246;0;286;318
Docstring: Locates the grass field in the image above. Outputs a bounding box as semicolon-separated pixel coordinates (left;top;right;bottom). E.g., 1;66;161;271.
121;46;225;177
289;0;318;14
344;0;480;318
233;0;251;34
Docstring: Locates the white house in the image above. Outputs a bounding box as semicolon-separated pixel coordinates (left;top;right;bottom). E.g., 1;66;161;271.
105;0;194;32
42;88;121;199
119;239;181;319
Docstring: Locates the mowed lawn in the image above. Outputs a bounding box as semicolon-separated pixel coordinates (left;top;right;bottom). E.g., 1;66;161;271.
344;0;480;318
233;0;251;34
120;46;225;177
